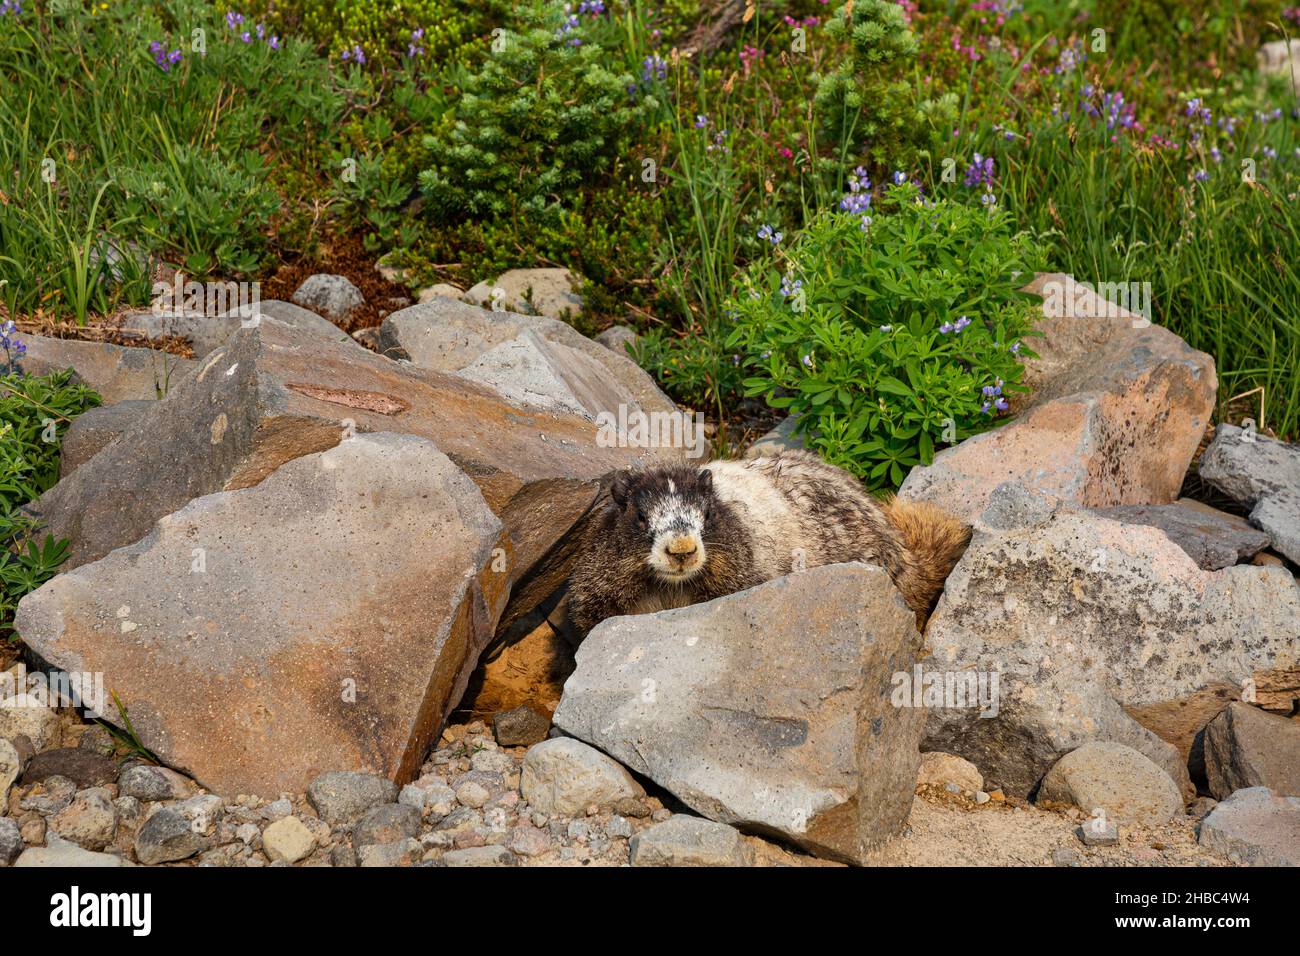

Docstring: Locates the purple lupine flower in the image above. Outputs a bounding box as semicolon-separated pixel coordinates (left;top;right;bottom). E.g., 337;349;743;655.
694;114;709;128
1009;341;1021;354
1184;98;1212;125
801;353;813;368
269;35;281;49
578;0;605;14
756;224;782;245
240;31;252;43
1210;146;1222;163
256;23;265;39
1263;146;1278;160
225;11;243;29
641;53;666;82
0;0;23;15
892;171;907;185
964;153;994;188
1193;169;1209;182
994;397;1009;411
780;276;803;299
939;321;955;334
408;27;426;57
952;315;972;333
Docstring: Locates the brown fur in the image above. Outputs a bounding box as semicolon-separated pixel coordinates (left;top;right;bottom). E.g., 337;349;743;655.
568;450;971;636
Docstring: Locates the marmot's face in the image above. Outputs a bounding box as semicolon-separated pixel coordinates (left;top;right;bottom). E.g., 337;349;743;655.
610;467;715;584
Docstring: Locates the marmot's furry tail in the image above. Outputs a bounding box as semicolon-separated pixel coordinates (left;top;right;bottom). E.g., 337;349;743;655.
879;496;971;624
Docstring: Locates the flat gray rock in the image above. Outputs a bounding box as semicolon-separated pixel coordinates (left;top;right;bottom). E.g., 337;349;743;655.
18;335;194;404
1199;787;1300;866
1199;424;1300;565
1090;499;1271;570
15;832;129;867
58;400;154;477
629;815;755;867
378;297;678;424
553;562;924;865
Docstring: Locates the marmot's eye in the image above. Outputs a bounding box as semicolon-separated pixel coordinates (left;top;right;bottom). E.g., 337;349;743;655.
636;509;647;528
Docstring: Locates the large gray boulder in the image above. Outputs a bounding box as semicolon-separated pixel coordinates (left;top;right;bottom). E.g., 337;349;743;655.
377;297;678;425
1199;424;1300;565
553;562;925;865
900;273;1216;523
922;484;1300;798
16;434;510;798
1204;702;1300;799
30;318;678;584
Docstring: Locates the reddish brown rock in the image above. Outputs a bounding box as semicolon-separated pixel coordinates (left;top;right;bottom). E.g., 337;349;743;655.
15;434;510;798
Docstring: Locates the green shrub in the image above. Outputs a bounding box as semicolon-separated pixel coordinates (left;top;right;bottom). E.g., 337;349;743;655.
418;1;658;228
726;180;1045;488
813;0;957;170
0;341;101;637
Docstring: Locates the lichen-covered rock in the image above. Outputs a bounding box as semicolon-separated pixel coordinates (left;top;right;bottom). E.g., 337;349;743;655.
923;484;1299;798
553;562;925;864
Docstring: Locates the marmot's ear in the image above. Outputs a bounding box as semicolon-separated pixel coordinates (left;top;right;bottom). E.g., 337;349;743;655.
698;469;713;494
610;471;633;508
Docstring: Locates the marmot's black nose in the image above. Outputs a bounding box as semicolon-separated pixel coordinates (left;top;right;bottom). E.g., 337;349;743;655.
665;539;698;563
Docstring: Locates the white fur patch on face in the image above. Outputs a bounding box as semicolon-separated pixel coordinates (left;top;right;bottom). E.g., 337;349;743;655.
644;494;706;581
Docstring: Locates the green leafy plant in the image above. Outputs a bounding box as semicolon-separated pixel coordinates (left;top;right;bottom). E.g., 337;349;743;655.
726;181;1044;488
0;365;101;637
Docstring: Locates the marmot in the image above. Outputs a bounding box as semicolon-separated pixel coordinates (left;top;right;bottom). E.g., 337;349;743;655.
568;449;971;637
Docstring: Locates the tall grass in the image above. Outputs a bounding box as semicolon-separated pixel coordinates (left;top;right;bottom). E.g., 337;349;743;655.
925;34;1300;438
